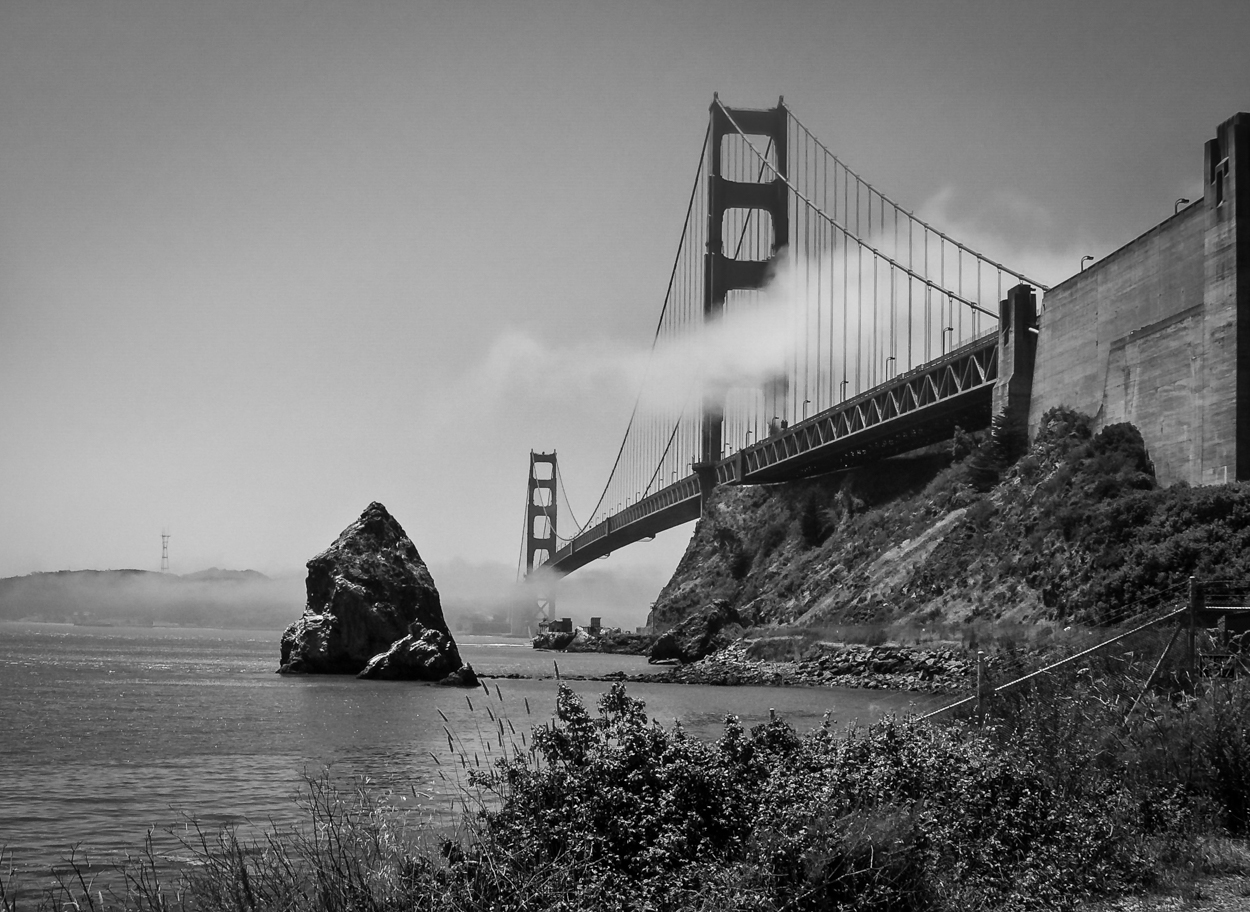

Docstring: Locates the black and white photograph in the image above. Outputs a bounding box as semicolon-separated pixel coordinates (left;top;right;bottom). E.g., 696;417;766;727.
3;2;1249;909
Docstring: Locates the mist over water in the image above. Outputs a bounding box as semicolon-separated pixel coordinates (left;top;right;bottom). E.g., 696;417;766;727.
0;556;667;639
0;570;305;628
440;559;667;633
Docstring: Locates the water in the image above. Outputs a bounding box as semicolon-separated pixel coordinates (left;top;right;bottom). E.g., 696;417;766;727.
0;621;940;889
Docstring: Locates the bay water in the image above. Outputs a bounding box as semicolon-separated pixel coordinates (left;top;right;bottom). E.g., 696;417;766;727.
0;621;941;891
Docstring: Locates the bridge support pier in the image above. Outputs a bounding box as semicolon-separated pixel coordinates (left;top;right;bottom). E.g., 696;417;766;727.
993;284;1038;439
693;461;720;513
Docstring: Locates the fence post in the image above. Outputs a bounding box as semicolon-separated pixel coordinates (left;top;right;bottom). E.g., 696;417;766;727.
975;650;986;715
1188;576;1202;681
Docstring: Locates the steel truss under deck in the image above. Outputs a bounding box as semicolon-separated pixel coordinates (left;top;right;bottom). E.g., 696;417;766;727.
546;332;998;575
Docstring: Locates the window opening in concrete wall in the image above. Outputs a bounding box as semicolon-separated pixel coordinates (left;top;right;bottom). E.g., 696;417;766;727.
1211;130;1227;207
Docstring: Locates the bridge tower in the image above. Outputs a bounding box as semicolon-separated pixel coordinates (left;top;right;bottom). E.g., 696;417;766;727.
525;451;558;621
699;97;789;490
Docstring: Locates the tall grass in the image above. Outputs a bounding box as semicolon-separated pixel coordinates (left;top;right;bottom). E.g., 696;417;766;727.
5;675;1250;912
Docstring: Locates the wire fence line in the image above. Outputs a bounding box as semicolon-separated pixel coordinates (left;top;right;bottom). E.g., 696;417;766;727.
921;578;1250;722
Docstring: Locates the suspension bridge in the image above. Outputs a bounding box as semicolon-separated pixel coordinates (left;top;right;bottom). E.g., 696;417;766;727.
522;96;1049;592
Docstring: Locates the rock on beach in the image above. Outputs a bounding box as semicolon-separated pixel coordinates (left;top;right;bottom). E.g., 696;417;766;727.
649;598;743;664
358;624;479;685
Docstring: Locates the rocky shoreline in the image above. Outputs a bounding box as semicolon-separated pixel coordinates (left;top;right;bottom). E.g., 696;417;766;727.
531;628;655;655
488;642;975;694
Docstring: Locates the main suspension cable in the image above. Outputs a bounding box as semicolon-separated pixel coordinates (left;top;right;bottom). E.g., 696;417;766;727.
782;103;1050;292
555;463;583;535
515;467;532;582
715;99;1018;318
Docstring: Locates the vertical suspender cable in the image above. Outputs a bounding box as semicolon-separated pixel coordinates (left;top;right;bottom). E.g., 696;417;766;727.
575;123;709;533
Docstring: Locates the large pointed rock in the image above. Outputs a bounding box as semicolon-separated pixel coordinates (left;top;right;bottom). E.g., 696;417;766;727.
278;502;464;678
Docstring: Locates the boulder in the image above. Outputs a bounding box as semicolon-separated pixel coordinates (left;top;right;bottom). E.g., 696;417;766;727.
278;502;469;681
357;623;464;681
649;598;743;664
436;663;481;687
532;630;577;651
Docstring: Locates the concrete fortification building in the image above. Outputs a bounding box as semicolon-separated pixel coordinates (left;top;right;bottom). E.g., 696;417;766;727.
1000;113;1249;486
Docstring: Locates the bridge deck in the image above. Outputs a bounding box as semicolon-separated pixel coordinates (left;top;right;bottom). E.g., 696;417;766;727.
545;332;999;575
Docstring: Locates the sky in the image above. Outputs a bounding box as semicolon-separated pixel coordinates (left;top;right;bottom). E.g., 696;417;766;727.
2;0;1248;625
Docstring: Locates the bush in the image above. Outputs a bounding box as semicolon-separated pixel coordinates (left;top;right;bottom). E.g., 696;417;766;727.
798;494;829;548
757;520;789;561
470;685;1174;910
12;684;1250;912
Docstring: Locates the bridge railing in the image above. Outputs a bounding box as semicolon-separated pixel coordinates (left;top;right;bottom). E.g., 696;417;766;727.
718;330;999;485
548;474;702;573
544;330;1001;574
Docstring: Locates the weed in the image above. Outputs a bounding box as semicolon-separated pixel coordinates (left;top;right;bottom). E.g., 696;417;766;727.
7;676;1250;912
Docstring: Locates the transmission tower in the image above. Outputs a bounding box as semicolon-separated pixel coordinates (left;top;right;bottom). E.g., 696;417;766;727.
161;529;170;572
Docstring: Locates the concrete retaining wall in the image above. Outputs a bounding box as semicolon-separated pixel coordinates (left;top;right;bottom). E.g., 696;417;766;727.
1025;113;1248;486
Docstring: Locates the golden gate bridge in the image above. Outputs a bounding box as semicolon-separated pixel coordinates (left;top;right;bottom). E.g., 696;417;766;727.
522;96;1048;597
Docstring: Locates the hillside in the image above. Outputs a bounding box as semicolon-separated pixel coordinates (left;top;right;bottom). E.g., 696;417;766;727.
652;408;1250;636
0;568;302;628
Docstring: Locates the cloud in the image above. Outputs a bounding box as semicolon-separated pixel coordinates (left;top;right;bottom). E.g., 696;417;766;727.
415;188;1087;551
914;187;1091;294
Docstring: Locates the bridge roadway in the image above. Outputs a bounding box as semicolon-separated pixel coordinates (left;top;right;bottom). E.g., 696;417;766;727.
545;331;1000;575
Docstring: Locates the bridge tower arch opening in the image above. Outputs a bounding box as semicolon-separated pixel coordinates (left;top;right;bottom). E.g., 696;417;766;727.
699;97;790;499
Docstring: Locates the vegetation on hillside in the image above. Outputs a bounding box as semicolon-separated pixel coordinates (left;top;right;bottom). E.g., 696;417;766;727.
652;409;1250;633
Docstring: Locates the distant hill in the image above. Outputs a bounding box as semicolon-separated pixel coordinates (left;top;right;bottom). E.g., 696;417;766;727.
179;567;270;582
0;568;302;629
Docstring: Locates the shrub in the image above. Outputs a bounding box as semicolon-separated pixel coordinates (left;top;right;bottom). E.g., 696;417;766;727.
472;686;1172;911
965;498;996;531
1013;454;1039;482
757;520;789;561
481;684;761;884
951;425;976;461
13;682;1250;912
1191;680;1250;834
862;624;889;647
798;494;828;548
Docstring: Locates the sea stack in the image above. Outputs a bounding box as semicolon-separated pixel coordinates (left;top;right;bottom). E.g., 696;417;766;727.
278;502;473;684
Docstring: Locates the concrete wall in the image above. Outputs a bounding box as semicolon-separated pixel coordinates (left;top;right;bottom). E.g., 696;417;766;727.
1027;113;1248;486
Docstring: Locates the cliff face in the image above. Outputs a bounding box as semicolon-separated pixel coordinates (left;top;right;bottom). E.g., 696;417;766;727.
652;410;1250;633
651;450;957;631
